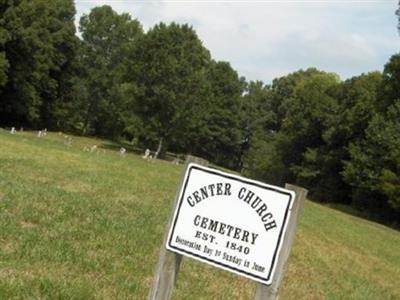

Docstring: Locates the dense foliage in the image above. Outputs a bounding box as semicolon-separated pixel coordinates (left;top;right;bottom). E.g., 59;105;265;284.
0;3;399;222
0;0;78;128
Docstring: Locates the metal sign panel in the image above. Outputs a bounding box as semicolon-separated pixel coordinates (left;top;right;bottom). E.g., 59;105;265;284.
166;164;295;285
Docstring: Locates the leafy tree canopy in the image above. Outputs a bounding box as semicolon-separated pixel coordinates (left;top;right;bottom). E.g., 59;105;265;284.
77;5;143;137
0;0;78;127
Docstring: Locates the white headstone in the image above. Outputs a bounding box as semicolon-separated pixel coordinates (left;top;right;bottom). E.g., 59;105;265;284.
142;149;151;160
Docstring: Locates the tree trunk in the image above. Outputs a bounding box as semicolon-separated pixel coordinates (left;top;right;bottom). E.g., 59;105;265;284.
82;103;93;135
154;137;163;159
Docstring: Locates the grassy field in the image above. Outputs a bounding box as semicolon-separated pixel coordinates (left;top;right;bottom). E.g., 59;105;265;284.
0;129;399;300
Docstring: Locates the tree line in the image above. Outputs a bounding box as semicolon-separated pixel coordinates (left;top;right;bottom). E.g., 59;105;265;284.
0;2;399;223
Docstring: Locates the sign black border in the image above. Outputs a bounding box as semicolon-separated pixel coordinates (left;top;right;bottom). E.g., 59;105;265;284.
167;164;293;285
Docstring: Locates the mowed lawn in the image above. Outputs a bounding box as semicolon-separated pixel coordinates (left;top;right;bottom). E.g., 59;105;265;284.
0;129;399;300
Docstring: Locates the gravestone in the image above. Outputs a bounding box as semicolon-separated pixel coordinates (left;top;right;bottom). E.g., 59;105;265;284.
143;149;151;160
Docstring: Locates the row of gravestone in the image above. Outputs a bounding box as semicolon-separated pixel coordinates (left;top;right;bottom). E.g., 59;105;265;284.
9;127;47;137
8;127;181;165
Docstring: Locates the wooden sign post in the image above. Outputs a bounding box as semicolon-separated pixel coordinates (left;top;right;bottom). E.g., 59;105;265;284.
254;184;307;300
149;158;307;300
148;156;208;300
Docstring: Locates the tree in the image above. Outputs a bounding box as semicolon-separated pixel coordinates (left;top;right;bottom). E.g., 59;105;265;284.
269;71;340;199
188;60;246;169
269;68;328;131
343;102;400;220
379;54;400;110
0;21;9;88
240;81;275;157
341;54;400;220
0;0;78;128
243;69;341;192
78;5;143;137
305;72;383;202
51;39;89;132
240;81;277;175
132;22;212;157
0;51;7;88
242;130;288;185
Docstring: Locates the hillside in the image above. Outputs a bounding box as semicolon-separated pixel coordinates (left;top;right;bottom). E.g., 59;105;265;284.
0;129;399;299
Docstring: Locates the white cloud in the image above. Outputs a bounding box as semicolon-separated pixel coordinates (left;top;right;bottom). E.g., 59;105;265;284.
74;0;400;82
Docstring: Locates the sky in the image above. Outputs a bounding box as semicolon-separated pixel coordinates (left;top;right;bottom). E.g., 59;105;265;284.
74;0;400;83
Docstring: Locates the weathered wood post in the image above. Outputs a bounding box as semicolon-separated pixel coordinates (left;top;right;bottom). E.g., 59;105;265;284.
148;155;208;300
254;184;307;300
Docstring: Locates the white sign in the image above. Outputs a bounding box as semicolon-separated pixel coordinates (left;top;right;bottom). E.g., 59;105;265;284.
166;164;295;285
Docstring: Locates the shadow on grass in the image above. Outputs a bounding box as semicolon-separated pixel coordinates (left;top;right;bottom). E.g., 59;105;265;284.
99;141;143;155
98;141;186;164
320;201;399;230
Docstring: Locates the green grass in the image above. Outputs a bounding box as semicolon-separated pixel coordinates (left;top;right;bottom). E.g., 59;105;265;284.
0;129;399;299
